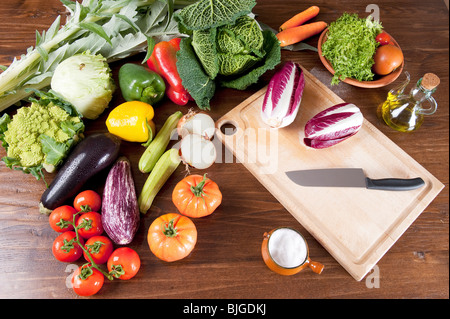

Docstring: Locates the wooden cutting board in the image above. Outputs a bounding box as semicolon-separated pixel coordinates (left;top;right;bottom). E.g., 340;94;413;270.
215;66;444;281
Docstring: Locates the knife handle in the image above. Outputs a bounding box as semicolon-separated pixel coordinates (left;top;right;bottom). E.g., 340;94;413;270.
365;177;425;191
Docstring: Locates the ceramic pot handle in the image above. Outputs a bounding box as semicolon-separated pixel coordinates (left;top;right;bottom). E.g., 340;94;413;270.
308;259;324;274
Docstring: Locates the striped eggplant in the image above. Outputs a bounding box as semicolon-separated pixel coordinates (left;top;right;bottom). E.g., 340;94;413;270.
101;157;139;245
261;61;305;128
304;103;363;149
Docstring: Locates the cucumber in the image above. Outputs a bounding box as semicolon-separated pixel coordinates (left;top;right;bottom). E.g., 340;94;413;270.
39;133;121;214
138;111;182;173
101;157;139;245
138;148;181;214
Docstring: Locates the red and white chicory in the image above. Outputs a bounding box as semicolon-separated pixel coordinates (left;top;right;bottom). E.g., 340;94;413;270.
261;61;305;128
304;103;363;149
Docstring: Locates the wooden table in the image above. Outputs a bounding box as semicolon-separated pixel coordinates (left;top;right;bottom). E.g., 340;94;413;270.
0;0;448;300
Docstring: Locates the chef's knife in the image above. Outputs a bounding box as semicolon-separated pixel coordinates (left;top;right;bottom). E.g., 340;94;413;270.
286;168;425;191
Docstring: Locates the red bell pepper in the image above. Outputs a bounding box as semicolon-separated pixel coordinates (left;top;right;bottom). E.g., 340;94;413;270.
147;38;191;106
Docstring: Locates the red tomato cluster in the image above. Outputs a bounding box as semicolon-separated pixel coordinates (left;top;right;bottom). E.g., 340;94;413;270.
49;190;140;297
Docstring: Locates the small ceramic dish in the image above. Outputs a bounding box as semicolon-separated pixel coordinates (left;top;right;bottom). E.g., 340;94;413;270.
317;29;404;88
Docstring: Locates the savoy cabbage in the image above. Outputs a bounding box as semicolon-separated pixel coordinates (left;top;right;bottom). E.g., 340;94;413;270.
174;0;281;110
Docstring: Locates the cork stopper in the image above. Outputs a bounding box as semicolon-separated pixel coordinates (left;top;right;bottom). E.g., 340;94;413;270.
421;73;440;90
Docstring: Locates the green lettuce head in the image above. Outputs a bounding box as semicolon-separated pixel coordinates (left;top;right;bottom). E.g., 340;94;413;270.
51;51;115;120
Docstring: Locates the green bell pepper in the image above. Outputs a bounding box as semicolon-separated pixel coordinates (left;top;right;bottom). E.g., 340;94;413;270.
118;63;166;106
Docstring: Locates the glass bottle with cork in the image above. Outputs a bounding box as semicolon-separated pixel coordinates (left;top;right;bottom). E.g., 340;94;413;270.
381;72;440;132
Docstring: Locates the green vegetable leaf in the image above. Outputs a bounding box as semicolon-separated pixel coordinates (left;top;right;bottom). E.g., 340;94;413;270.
79;22;112;46
26;88;81;117
0;113;10;134
220;30;281;90
60;121;84;137
39;134;69;167
174;0;256;31
0;113;11;149
192;28;219;79
177;37;216;110
321;13;382;85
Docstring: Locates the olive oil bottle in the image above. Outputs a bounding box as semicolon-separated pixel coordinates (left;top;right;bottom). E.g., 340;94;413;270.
381;72;440;132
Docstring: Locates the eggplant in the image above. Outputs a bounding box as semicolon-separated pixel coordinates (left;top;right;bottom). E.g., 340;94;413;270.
39;133;121;214
101;157;139;245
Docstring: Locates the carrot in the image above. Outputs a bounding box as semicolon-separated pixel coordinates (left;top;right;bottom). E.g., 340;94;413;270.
279;6;320;31
277;21;327;47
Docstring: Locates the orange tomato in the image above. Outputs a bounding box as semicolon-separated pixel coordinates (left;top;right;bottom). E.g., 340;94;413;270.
372;44;404;75
147;213;197;262
172;174;222;218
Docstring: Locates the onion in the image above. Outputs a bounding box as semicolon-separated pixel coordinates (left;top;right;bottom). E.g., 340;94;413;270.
177;110;216;140
179;133;217;170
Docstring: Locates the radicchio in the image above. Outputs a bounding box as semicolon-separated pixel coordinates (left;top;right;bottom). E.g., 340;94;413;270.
261;61;305;128
304;103;363;149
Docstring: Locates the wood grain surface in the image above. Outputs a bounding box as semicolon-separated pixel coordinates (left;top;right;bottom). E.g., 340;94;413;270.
0;0;448;300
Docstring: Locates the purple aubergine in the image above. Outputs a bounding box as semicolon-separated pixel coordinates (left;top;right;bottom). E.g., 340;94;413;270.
261;61;305;128
304;103;363;149
39;133;121;214
102;157;140;245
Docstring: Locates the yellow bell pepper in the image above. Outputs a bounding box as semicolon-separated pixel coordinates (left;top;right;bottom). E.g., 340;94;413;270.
106;101;156;144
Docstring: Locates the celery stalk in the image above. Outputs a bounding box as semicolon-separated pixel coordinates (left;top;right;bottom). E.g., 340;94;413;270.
139;111;183;173
138;148;181;214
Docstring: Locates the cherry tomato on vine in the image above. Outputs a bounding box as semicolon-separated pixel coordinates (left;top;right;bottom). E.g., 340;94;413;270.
76;211;104;239
52;231;84;262
83;235;114;264
107;247;141;280
74;190;102;212
49;205;78;232
71;264;104;297
375;32;391;46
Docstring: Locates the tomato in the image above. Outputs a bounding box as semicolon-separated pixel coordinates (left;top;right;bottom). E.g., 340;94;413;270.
74;190;102;212
83;235;114;264
147;213;197;262
76;211;104;239
52;231;84;262
49;205;78;232
172;174;222;218
107;247;141;280
375;32;391;45
372;44;404;75
71;264;104;296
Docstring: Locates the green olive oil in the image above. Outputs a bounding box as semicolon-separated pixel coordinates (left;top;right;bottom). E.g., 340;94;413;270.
381;73;440;132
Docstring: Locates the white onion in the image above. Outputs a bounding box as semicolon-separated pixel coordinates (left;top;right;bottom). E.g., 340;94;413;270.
177;110;216;140
179;133;217;170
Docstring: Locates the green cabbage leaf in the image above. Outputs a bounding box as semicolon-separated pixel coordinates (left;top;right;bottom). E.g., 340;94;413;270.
174;0;256;31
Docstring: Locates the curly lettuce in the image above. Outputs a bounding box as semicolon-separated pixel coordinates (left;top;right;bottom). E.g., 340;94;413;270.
321;13;382;85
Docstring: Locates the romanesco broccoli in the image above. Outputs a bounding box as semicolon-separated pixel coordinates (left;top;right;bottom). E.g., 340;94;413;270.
0;90;84;183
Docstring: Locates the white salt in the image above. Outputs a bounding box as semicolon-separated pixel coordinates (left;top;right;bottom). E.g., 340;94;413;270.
268;228;307;268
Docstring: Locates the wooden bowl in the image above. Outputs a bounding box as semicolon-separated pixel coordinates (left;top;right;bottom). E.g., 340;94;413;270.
317;29;404;88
